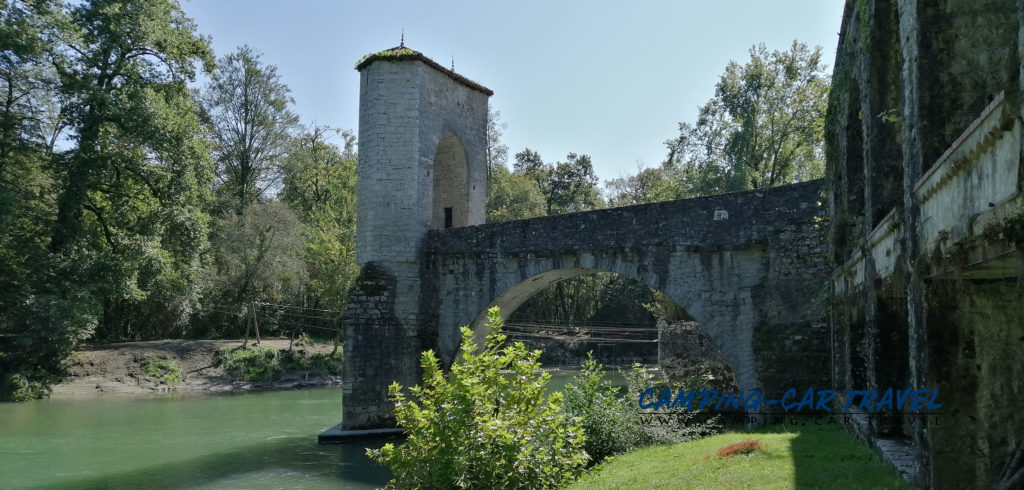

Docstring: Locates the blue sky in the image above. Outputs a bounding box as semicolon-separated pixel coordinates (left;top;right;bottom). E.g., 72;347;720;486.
181;1;845;182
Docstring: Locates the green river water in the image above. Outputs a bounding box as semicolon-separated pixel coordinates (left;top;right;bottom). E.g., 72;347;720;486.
0;370;602;489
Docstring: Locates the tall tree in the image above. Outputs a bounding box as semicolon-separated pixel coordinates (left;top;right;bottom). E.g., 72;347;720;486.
201;45;298;214
604;166;667;207
280;125;359;310
2;0;215;398
486;165;545;222
485;106;508;178
661;41;829;198
513;149;601;215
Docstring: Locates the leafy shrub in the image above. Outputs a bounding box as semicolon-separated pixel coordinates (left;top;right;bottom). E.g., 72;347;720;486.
367;307;589;489
215;344;343;381
562;356;636;463
215;345;281;381
1;373;50;401
307;352;342;376
141;359;182;386
622;364;720;446
563;359;720;465
277;348;310;371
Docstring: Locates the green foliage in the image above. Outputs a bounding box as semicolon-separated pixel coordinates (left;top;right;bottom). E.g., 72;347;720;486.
604;166;669;206
142;359;182;386
355;47;420;69
486;107;509;177
1;0;215;398
562;356;635;463
563;359;719;465
307;351;343;376
622;364;720;445
277;348;308;371
659;41;830;198
203;202;307;337
367;307;589;489
201;45;299;215
280;126;359;310
0;373;50;401
215;344;342;381
511;272;664;327
514;149;603;215
486;165;546;222
215;345;282;382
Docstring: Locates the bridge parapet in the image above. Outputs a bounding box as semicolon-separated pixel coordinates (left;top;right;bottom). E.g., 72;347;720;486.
430;179;826;256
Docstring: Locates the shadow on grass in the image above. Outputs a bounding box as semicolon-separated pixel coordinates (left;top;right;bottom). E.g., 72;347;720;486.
31;434;397;490
786;422;911;489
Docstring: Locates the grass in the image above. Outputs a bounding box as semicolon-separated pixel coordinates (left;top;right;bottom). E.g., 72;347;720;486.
569;424;912;489
141;360;182;386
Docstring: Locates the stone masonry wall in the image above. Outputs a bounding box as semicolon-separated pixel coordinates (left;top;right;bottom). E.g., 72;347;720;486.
425;180;831;400
344;52;490;430
827;1;1024;487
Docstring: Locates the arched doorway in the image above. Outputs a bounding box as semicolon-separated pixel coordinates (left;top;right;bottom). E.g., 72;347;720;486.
431;132;469;229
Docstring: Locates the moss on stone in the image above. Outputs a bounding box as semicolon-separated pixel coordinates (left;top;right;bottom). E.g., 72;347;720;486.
354;47;420;70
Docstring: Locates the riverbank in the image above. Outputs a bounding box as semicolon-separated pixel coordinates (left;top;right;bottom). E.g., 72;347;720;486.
52;339;341;396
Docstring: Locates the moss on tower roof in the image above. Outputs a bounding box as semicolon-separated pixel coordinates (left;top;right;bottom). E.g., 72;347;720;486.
355;45;494;96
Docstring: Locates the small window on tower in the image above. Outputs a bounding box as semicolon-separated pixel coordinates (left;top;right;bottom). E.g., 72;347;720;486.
444;207;453;228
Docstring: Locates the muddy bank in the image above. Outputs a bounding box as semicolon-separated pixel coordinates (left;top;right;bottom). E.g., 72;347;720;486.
53;339;341;396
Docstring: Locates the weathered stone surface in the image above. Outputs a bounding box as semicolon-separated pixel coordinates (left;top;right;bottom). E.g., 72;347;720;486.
424;180;830;399
828;1;1024;486
342;49;489;430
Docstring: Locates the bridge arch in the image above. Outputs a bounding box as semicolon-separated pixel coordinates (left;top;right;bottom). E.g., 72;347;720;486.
462;266;741;383
435;246;762;393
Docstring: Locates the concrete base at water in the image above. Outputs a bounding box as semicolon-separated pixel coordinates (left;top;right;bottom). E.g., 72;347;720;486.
318;423;404;443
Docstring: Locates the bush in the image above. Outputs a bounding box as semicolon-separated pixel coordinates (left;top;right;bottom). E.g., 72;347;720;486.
1;373;50;401
563;359;721;465
621;364;720;447
277;348;309;371
215;344;343;381
215;345;281;381
307;352;342;376
367;307;589;489
562;356;636;463
141;359;182;386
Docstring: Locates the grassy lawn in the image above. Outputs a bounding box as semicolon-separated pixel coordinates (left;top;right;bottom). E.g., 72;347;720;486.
569;423;913;489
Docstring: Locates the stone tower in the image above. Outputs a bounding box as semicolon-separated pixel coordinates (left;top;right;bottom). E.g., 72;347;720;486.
340;46;491;430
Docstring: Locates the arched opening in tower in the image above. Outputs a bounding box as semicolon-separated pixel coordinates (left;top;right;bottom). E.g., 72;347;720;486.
431;132;469;229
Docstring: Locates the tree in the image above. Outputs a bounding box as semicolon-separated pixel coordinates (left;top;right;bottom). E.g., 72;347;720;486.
204;201;307;337
201;45;298;214
2;0;216;397
485;106;508;178
486;165;545;222
367;307;588;489
513;149;602;215
661;41;829;198
604;166;668;207
280;125;359;310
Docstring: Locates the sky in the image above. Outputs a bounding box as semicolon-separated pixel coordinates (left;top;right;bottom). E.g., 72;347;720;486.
181;1;846;183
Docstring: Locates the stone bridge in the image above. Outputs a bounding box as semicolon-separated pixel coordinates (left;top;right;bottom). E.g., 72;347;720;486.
427;180;828;392
324;46;830;436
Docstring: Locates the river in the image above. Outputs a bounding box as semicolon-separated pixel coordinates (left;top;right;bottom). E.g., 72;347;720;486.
0;369;619;488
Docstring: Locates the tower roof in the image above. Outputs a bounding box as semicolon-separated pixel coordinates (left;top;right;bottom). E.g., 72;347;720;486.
355;45;494;96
